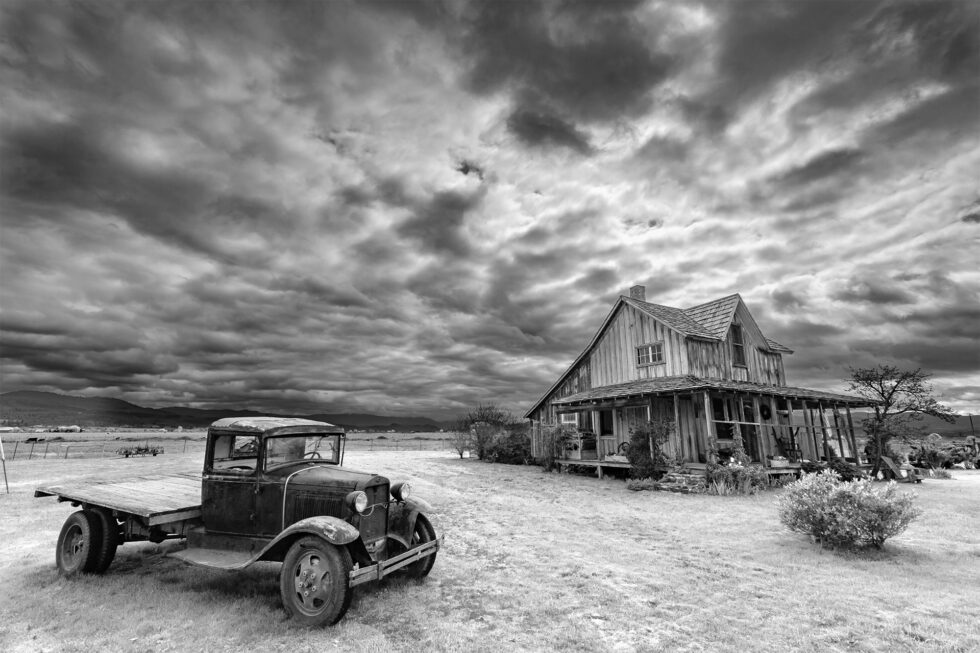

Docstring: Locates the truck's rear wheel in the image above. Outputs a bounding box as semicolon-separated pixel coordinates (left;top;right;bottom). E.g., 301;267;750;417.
280;537;353;627
56;510;102;576
92;509;120;573
403;515;437;579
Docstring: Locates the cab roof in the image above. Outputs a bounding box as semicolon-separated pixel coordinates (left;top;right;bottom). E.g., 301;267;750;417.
208;416;345;436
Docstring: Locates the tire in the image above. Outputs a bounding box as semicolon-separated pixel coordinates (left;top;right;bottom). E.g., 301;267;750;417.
280;537;353;627
403;515;437;579
56;510;103;576
91;509;120;573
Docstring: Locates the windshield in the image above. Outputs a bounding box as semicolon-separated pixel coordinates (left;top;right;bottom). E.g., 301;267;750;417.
265;433;342;468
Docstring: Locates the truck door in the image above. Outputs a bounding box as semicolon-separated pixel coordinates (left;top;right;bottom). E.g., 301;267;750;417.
202;433;258;535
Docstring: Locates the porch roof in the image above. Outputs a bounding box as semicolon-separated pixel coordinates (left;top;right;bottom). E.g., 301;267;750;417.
551;375;873;407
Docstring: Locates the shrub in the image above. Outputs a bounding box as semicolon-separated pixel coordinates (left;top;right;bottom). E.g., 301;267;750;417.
626;478;658;492
705;461;770;495
777;471;921;549
625;419;672;480
484;423;533;465
828;458;863;482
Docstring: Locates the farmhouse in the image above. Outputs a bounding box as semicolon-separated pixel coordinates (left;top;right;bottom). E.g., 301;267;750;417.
524;286;874;476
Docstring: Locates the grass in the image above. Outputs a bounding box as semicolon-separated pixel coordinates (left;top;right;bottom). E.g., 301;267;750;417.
1;444;979;652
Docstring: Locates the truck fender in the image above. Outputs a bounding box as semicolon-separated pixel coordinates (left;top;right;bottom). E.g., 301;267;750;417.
386;497;436;548
257;516;360;563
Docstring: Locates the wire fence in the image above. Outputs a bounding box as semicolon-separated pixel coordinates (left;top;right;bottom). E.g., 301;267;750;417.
3;436;455;461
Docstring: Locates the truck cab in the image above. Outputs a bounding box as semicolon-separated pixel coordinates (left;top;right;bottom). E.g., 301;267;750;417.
197;417;401;563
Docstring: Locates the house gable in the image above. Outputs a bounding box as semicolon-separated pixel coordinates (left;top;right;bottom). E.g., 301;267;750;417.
523;288;793;419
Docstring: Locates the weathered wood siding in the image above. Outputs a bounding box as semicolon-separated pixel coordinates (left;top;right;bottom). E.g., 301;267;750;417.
528;358;592;425
685;301;785;386
589;304;689;387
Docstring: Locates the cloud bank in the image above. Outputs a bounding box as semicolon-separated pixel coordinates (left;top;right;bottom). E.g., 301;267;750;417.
1;0;978;418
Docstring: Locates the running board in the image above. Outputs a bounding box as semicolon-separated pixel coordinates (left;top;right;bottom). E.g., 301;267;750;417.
170;547;255;570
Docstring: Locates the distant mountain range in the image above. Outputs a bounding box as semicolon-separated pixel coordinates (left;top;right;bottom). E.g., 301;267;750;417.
0;391;451;431
849;411;976;439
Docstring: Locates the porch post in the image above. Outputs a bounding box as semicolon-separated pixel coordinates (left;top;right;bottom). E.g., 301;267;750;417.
702;391;716;462
817;402;831;460
845;406;860;464
801;400;815;460
833;408;847;459
753;395;766;463
673;393;685;462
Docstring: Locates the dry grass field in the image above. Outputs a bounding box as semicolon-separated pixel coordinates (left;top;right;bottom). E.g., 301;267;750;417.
1;435;978;653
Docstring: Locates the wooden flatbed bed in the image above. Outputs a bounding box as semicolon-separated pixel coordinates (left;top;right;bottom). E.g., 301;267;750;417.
34;473;203;525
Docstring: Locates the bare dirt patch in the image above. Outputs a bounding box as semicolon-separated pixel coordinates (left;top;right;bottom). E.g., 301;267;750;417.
2;448;979;652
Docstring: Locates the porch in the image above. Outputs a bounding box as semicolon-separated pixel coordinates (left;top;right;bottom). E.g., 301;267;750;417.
531;376;874;471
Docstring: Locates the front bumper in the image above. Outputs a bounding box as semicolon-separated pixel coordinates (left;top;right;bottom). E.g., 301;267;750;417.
348;535;442;587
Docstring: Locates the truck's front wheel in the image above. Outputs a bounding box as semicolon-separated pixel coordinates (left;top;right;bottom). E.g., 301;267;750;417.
280;537;353;627
56;510;102;576
403;515;437;579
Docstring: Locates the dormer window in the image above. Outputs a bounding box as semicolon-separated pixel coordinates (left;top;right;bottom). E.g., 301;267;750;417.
730;324;746;367
636;342;665;366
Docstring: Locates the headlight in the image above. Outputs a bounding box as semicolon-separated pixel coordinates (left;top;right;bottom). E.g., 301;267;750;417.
346;490;368;514
390;482;412;502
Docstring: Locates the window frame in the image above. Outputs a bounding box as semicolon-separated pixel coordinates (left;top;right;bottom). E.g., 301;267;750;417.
559;413;579;426
636;341;665;367
730;324;747;367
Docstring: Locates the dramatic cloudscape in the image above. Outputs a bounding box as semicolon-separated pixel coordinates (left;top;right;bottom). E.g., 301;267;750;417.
1;0;978;419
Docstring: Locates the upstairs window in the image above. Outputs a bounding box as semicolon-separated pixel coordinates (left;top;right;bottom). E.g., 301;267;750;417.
730;324;746;367
636;342;665;366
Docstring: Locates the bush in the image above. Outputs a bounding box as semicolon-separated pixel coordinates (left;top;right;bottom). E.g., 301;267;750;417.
777;471;921;549
625;419;672;480
705;461;770;495
483;423;533;465
828;458;863;482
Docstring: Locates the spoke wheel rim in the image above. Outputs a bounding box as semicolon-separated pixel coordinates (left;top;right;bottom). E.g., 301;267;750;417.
291;551;332;615
62;524;85;568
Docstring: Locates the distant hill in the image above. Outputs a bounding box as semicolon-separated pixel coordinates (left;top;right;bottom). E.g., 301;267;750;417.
849;411;976;439
0;391;447;432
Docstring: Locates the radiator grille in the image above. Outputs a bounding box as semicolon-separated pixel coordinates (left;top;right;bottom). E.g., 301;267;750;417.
289;492;343;525
357;483;389;542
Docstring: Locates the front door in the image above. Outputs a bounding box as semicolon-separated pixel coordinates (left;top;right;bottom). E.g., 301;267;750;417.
202;433;258;535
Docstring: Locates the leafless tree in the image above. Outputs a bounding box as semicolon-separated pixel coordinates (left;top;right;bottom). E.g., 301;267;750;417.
449;416;472;459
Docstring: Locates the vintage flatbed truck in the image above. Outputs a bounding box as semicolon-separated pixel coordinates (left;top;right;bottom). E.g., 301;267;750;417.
35;417;441;626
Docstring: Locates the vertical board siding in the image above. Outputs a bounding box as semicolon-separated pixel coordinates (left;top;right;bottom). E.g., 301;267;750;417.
589;305;689;388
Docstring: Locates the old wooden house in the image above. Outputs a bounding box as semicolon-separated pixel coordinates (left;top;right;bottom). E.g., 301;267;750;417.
524;286;874;476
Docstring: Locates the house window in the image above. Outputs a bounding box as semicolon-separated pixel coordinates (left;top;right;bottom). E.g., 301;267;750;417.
636;342;665;366
559;413;579;426
731;324;746;367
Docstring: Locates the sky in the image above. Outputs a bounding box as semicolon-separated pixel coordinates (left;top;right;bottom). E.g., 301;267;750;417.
1;0;978;420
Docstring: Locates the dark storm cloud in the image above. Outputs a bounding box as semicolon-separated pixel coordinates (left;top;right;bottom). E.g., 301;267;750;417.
776;149;865;188
506;107;593;154
396;190;481;257
832;280;914;306
460;0;671;123
1;118;292;266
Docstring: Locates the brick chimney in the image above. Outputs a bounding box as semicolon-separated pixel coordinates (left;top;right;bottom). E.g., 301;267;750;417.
629;284;646;301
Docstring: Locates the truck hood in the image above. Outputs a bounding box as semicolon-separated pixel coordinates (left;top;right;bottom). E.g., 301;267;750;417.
269;463;387;489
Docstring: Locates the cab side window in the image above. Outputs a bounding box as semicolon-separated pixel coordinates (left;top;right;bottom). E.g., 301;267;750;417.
210;434;259;474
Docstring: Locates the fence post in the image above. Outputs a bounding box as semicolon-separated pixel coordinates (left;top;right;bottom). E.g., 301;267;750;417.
29;441;36;460
64;446;69;459
44;442;50;458
11;442;18;461
183;440;187;453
